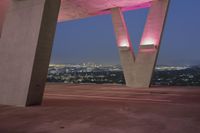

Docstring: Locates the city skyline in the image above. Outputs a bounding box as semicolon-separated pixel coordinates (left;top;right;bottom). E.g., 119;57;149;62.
51;0;200;65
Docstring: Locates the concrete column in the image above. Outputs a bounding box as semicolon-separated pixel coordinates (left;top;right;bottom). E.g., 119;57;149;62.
0;0;61;106
0;0;9;37
111;0;169;88
135;0;170;87
111;8;135;86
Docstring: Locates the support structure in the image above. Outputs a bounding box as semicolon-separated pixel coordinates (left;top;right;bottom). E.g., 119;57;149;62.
0;0;9;37
0;0;61;106
111;7;136;86
0;0;169;107
111;0;169;88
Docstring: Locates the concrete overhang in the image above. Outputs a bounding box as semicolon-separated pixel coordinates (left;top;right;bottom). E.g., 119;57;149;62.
58;0;154;22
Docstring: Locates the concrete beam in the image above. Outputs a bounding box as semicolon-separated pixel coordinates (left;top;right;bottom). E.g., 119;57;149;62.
0;0;61;106
111;0;169;88
111;8;135;86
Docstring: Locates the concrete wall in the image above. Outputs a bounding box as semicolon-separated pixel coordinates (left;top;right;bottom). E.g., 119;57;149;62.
0;0;61;106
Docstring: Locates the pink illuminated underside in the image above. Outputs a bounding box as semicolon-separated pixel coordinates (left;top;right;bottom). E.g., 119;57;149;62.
59;0;153;22
93;2;151;17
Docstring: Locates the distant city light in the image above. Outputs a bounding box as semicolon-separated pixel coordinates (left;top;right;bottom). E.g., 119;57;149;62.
48;63;200;86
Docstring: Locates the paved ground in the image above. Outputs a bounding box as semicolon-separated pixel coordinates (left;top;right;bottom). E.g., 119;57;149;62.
0;84;200;133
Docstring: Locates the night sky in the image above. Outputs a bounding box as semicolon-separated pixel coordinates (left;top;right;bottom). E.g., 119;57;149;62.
50;0;200;66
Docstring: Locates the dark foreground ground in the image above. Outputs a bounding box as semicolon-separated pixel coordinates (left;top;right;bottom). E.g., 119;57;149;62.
1;84;200;133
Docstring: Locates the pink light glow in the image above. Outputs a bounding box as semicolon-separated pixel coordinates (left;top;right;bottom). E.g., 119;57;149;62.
119;39;130;47
121;2;151;12
139;0;169;48
141;37;156;45
59;0;153;22
92;2;151;17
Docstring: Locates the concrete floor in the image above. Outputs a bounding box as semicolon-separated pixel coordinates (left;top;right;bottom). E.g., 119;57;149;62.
0;84;200;133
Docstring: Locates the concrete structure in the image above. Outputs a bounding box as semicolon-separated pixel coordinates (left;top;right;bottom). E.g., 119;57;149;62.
0;0;169;106
111;0;169;88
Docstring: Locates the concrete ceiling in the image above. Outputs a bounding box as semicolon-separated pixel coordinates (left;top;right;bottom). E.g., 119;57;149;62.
58;0;153;22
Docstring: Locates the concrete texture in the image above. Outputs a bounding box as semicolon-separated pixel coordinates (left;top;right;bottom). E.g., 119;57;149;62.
0;0;61;106
135;0;169;87
0;84;200;133
111;7;135;86
118;47;135;86
0;0;9;37
58;0;153;22
111;7;133;48
111;0;169;88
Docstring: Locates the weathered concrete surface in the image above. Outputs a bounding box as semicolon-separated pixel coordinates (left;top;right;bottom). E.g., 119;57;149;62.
0;0;164;22
0;0;61;106
0;84;200;133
